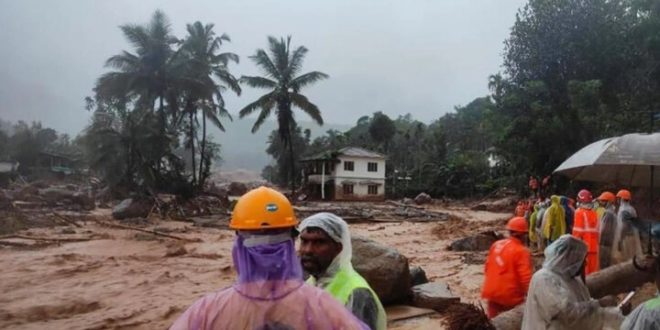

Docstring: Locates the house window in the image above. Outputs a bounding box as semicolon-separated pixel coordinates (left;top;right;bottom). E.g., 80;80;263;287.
368;185;378;195
343;184;354;195
344;161;354;171
367;162;378;172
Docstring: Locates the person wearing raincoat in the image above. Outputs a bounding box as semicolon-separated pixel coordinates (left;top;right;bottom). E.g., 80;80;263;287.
521;235;625;329
596;192;617;269
528;204;540;246
572;189;600;275
613;189;643;264
560;196;575;234
299;213;386;330
542;195;566;244
481;217;533;318
170;187;367;330
621;258;660;330
534;198;550;251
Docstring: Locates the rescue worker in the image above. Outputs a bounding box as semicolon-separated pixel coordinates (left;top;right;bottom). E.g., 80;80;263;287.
596;191;617;269
299;213;386;330
481;217;533;318
572;189;600;275
613;189;643;264
621;258;660;330
528;203;540;247
542;195;566;244
170;187;367;330
560;196;574;234
535;198;550;251
521;235;625;329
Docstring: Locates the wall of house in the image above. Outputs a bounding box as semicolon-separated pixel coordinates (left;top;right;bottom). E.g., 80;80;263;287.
332;156;386;200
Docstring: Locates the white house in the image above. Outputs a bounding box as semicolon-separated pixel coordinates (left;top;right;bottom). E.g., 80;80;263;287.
301;147;386;201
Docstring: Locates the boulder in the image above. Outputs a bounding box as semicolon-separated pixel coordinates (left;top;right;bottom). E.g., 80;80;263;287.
352;235;411;304
227;182;248;196
72;192;95;210
411;282;460;311
410;266;429;286
449;231;501;251
414;192;432;205
112;198;152;220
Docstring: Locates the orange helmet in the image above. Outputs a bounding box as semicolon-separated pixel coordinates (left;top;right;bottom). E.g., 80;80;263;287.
506;216;528;233
616;189;632;201
577;189;593;203
596;191;616;203
230;186;297;230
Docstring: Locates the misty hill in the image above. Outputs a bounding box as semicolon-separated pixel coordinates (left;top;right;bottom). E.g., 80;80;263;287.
208;118;350;172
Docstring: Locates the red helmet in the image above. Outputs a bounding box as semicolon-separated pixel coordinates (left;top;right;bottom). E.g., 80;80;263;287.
577;189;593;203
506;216;528;233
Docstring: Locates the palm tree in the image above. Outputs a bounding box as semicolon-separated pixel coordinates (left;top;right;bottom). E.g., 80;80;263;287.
177;21;240;189
94;10;180;178
239;36;328;194
95;10;178;138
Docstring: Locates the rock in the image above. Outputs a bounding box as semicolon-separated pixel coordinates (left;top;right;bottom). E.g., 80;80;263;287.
73;192;95;210
449;231;501;251
352;235;411;304
411;282;460;311
165;245;187;257
402;198;414;205
112;198;152;220
59;228;76;234
227;182;248;196
414;193;432;205
410;266;429;286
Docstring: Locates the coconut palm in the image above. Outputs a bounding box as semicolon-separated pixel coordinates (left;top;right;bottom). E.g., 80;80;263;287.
95;10;178;134
239;36;328;194
176;21;240;189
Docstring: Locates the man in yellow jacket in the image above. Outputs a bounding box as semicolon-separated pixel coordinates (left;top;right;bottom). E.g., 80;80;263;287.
299;213;386;330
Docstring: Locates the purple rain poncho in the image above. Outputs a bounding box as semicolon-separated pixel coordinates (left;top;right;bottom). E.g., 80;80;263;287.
170;233;368;330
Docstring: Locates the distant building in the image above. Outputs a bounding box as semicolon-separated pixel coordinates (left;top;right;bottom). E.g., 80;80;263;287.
301;147;386;201
36;150;79;175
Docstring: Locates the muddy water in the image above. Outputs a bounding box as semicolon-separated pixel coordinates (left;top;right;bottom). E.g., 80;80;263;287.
0;206;507;329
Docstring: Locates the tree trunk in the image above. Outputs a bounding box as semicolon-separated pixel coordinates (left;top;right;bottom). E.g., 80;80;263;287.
288;124;296;197
189;110;196;187
198;111;207;190
491;259;657;330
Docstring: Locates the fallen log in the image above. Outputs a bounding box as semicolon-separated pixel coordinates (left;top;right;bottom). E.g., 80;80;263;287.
491;259;657;330
96;220;201;242
0;234;93;242
53;213;82;228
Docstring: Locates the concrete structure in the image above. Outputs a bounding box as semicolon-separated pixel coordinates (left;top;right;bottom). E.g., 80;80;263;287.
301;147;386;201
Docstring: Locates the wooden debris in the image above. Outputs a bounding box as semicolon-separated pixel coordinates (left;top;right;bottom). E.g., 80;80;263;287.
0;234;93;242
53;213;82;228
95;220;201;242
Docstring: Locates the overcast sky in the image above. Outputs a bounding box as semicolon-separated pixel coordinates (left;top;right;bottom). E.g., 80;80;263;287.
0;0;526;136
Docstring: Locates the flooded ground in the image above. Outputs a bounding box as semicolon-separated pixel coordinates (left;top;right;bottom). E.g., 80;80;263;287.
0;203;652;329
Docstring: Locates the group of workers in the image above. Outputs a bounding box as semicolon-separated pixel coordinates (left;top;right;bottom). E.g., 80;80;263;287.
170;186;385;330
166;185;656;329
482;188;658;329
525;189;643;274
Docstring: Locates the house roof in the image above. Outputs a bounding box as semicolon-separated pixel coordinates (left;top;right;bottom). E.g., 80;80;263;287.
301;147;385;161
337;147;385;159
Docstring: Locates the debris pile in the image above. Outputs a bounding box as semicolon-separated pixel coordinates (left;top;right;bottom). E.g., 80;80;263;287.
444;303;494;330
295;201;449;223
